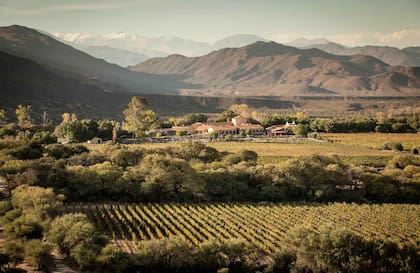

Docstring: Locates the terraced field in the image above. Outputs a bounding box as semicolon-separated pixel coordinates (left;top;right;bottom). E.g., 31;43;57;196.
70;203;420;253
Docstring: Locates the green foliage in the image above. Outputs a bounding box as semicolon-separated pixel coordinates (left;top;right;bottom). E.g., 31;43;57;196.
171;141;220;163
284;225;419;273
3;214;44;240
110;148;144;168
293;124;308;136
48;213;108;269
176;130;187;136
97;244;133;273
123;96;159;137
23;240;52;270
0;108;5;122
11;185;62;219
236;149;258;162
30;131;57;145
135;154;203;201
210;131;219;139
136;237;194;272
15;105;32;127
382;142;403;151
6;144;43;160
45;144;88;159
217;110;236;122
179;113;208;125
224;134;233;141
67;152;107;166
54;118;99;143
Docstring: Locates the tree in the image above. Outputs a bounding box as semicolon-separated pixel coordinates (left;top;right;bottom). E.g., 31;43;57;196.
293;124;308;137
11;185;62;220
217;110;237;122
123;96;159;138
15;105;32;127
48;213;108;269
23;240;52;270
229;104;251;118
295;111;307;121
0;108;6;122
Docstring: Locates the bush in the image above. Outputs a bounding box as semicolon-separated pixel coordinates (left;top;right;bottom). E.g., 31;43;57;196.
236;150;258;162
30;131;57;145
110;148;144;168
176;130;187;137
293;124;308;137
412;147;419;155
7;145;43;160
382;142;403;151
171;141;220;163
45;144;89;159
67;152;107;166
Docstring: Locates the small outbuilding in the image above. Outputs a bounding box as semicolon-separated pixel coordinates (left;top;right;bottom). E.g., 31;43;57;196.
87;137;103;144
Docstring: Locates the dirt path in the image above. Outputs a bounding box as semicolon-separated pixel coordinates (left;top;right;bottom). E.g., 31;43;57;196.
46;249;81;273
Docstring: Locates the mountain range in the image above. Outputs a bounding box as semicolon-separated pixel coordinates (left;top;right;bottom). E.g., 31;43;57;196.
302;43;420;67
54;31;420;68
131;41;420;96
53;32;267;57
0;25;419;121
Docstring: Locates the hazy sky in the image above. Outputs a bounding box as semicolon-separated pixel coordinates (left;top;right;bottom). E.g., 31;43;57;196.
1;0;420;47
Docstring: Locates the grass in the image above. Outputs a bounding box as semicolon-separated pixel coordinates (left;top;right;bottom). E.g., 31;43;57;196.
321;133;420;150
87;133;419;167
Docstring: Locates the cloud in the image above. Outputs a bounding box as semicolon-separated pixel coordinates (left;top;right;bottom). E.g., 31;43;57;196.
2;1;139;15
327;29;420;48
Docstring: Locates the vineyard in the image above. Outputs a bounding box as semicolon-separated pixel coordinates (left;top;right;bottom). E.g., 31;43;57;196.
70;203;420;254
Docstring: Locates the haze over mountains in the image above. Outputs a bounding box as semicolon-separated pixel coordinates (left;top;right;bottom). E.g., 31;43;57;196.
53;32;268;59
54;31;420;68
0;25;420;121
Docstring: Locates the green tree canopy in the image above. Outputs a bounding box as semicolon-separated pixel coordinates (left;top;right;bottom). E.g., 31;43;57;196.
123;96;159;137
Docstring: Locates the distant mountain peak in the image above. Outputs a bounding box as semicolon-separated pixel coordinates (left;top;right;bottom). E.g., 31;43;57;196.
244;41;297;56
287;38;331;48
212;34;268;50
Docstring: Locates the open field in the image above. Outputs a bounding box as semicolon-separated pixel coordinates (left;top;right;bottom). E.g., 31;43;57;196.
87;133;420;167
72;203;420;254
322;133;420;150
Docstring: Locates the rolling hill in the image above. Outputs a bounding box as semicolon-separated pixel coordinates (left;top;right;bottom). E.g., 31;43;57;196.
131;41;420;96
0;25;192;94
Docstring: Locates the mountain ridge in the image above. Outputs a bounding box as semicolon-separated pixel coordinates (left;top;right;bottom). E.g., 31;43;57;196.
131;41;420;96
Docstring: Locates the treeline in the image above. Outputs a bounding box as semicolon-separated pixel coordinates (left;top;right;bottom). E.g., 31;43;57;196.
1;134;419;203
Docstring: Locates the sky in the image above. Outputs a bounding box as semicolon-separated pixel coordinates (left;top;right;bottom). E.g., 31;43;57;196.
0;0;420;47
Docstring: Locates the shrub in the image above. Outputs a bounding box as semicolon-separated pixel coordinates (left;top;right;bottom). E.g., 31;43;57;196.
412;147;419;155
236;150;258;162
110;148;144;168
171;141;220;163
224;134;233;141
176;130;187;137
30;131;57;145
67;152;107;166
7;145;43;160
45;144;88;159
382;142;403;151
